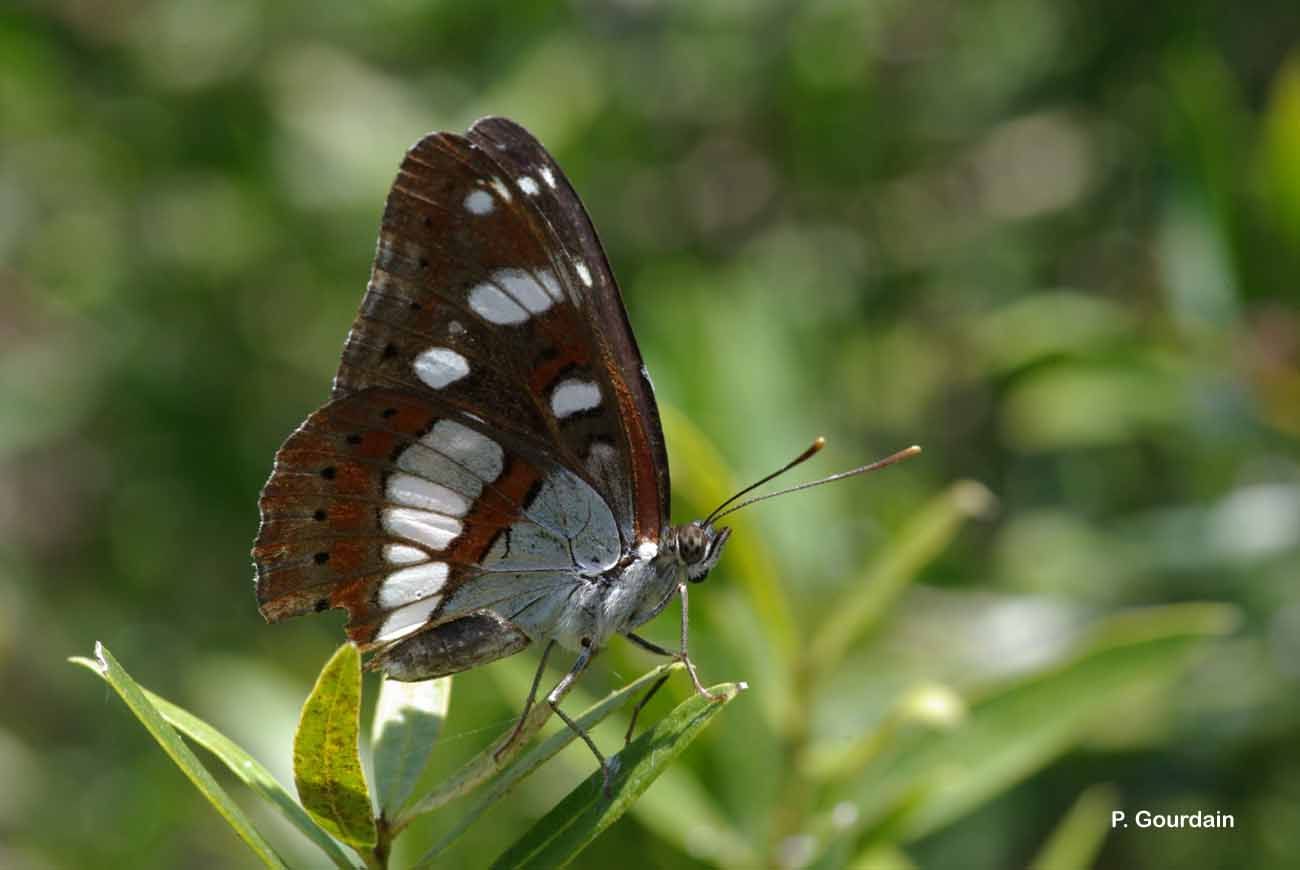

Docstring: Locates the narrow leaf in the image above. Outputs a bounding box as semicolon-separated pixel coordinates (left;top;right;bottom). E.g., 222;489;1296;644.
803;683;966;782
372;675;451;818
70;644;289;868
1029;783;1119;870
845;844;917;870
490;682;745;870
293;643;377;849
490;655;757;868
626;757;758;869
661;405;798;660
144;689;360;869
817;603;1236;860
809;480;995;680
415;663;680;861
396;643;599;825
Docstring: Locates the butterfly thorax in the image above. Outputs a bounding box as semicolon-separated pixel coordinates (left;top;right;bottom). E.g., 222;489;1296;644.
545;522;729;653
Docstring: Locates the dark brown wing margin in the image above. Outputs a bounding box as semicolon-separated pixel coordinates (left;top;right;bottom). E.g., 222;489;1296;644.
467;117;670;540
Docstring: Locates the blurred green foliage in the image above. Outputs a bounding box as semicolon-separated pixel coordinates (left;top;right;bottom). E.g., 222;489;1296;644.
2;0;1298;867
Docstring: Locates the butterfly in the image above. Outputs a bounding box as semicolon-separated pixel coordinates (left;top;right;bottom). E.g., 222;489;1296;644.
252;118;918;788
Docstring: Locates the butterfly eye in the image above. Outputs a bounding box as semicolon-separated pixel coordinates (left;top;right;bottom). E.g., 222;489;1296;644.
680;524;730;582
675;526;706;564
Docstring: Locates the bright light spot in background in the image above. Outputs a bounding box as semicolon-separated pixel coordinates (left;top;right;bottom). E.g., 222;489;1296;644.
1212;484;1300;559
974;112;1094;220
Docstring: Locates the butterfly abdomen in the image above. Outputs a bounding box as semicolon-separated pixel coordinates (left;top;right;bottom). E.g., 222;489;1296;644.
369;611;530;682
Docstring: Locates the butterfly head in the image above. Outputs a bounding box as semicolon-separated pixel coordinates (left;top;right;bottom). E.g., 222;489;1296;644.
668;521;732;583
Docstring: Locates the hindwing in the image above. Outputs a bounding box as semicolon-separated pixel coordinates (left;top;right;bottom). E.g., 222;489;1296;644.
253;388;620;647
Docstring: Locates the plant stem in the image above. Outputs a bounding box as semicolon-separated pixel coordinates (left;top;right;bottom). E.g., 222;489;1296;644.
366;815;391;869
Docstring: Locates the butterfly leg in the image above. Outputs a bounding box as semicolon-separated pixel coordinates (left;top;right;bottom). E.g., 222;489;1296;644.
623;670;672;745
546;639;618;797
622;583;723;743
495;639;557;761
674;582;721;703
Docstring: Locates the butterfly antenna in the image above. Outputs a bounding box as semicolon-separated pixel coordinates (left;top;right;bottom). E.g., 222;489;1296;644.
704;437;828;525
707;444;922;524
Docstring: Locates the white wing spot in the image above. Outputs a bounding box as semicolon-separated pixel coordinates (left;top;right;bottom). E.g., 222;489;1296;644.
448;320;466;336
550;379;602;419
538;269;563;302
575;261;593;287
464;189;494;215
636;540;659;560
383;507;462;551
518;175;539;196
469;282;528;324
378;562;449;608
429;419;505;482
540;166;556;189
413;347;470;389
496;268;553;314
386;472;470;516
384;544;427;565
397;437;484;500
375;595;442;642
489;177;512;202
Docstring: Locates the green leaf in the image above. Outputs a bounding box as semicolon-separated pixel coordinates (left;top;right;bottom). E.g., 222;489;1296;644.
803;683;966;782
143;689;360;869
830;604;1237;855
490;682;745;870
395;656;585;826
660;404;801;733
845;844;917;870
808;479;995;681
415;662;682;863
293;643;377;849
661;405;798;661
70;644;289;868
371;675;451;818
1029;783;1119;870
491;655;756;867
1258;51;1300;245
624;757;758;869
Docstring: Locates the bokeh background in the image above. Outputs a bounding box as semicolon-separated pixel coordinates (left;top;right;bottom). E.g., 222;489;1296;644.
3;1;1298;868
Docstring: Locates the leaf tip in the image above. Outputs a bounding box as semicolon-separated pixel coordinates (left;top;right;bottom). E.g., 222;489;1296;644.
951;479;998;518
898;682;966;728
91;641;109;674
707;682;747;703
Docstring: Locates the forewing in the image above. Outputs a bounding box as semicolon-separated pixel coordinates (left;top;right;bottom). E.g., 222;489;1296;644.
331;119;668;544
253;388;620;649
467;118;670;541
